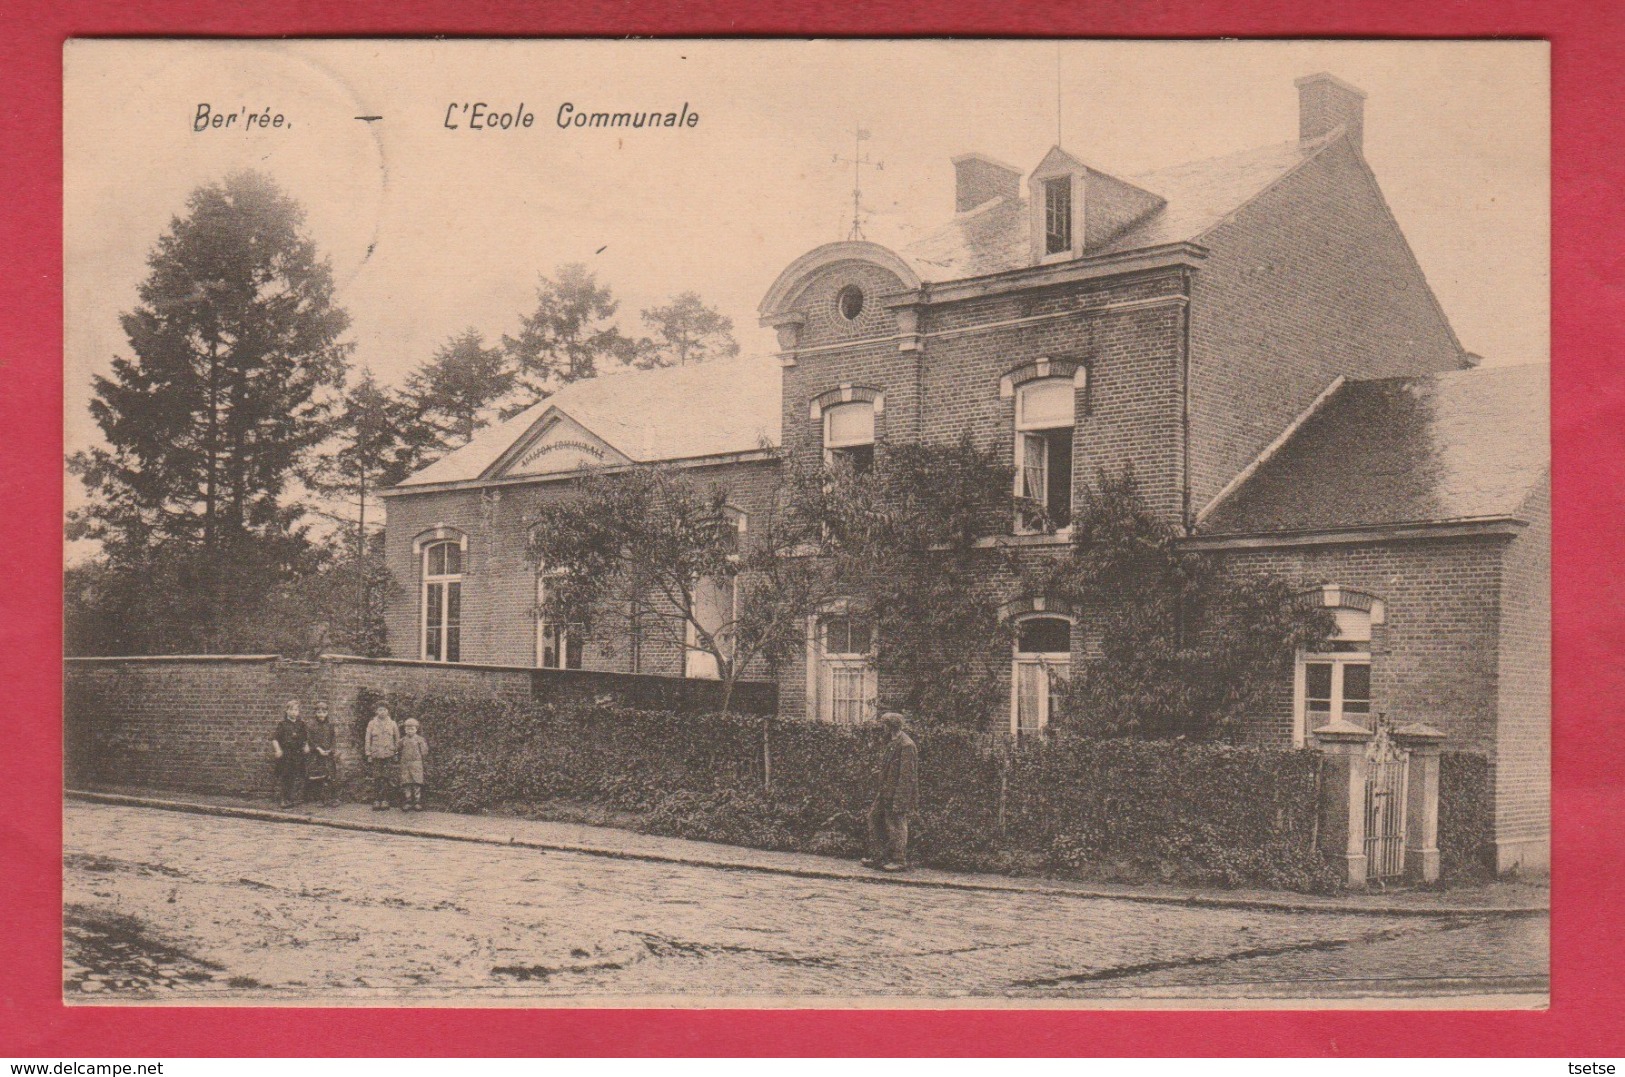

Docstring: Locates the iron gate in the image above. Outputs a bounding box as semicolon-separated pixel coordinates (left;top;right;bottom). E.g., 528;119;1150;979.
1363;720;1410;882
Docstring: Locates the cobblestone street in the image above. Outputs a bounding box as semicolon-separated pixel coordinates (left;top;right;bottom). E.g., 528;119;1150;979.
63;801;1548;1004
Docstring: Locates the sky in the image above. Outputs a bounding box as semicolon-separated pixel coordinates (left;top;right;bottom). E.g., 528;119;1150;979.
64;38;1549;477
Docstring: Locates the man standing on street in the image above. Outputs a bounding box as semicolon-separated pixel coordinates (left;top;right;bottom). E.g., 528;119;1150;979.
364;704;401;811
863;711;918;873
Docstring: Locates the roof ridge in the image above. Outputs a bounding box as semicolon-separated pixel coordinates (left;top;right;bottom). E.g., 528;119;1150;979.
1126;132;1332;184
1182;129;1343;244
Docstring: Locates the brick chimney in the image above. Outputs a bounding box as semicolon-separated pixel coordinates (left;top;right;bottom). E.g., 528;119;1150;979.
1295;72;1367;154
952;153;1022;212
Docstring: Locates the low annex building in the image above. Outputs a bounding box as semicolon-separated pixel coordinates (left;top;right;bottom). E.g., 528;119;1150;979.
381;73;1550;872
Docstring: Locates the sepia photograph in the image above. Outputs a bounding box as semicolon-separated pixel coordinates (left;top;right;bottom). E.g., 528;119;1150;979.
61;38;1550;1007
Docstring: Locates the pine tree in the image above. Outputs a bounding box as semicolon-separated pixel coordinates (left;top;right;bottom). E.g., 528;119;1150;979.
638;292;741;368
67;170;351;651
502;263;639;401
400;327;515;449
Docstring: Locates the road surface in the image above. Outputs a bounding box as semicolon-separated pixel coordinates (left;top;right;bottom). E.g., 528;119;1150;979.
63;801;1548;1004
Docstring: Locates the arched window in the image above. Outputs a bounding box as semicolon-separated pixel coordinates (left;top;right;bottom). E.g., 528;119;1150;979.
421;540;463;663
1011;614;1072;736
1294;587;1384;744
686;509;746;680
1014;377;1075;533
823;401;876;474
535;558;583;670
809;603;877;723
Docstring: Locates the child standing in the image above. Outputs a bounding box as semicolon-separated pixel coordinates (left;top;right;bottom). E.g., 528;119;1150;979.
304;700;339;807
363;705;400;811
269;701;309;808
397;718;428;812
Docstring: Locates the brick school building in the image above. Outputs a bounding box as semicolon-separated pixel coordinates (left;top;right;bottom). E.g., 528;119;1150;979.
380;73;1549;872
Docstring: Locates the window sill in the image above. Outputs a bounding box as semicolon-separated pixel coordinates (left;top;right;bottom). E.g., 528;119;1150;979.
977;529;1074;549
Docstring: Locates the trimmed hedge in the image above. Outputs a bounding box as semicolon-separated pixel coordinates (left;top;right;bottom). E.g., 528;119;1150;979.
355;689;1343;892
1438;751;1494;881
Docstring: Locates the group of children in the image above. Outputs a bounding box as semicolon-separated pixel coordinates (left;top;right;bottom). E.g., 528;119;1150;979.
269;700;429;811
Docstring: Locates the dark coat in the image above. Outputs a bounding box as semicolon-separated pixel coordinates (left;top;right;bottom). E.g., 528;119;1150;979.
272;718;308;774
873;731;919;817
306;719;336;779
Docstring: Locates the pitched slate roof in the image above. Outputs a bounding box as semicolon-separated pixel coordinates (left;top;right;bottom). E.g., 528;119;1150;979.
900;134;1336;283
1199;364;1550;536
394;352;782;489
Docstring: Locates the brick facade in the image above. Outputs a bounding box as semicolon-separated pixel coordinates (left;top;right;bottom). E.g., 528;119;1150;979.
1212;537;1508;752
1493;476;1551;871
1204;488;1551;873
382;458;779;676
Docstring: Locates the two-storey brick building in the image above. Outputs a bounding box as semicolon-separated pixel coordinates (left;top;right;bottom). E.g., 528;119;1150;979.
381;73;1549;872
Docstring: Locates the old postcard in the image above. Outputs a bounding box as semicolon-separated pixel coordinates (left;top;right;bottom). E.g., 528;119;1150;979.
62;38;1550;1007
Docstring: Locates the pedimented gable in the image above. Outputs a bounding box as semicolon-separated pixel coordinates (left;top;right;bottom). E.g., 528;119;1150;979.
1031;145;1089;180
482;408;633;480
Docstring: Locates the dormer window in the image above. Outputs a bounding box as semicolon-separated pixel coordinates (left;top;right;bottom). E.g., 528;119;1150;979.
1043;177;1073;255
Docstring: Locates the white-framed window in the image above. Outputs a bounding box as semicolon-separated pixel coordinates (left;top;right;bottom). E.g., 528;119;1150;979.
823;400;875;474
421;540;463;663
685;510;746;680
1294;603;1376;744
1011;614;1072;737
1014;377;1075;533
535;561;583;670
809;608;877;724
1043;176;1073;255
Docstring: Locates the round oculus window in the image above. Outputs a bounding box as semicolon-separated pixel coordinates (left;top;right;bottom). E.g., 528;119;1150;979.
836;284;865;321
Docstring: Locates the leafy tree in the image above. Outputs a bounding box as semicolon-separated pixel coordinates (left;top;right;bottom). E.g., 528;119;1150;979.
502;263;639;400
783;437;1020;727
278;530;397;658
638;292;741;368
400;327;516;449
67;170;351;651
527;460;837;714
1034;470;1335;740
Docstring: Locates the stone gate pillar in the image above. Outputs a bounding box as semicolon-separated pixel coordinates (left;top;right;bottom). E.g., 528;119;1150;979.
1311;718;1374;888
1394;723;1447;883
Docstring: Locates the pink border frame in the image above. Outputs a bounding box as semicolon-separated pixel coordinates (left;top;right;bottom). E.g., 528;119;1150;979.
6;2;1619;1055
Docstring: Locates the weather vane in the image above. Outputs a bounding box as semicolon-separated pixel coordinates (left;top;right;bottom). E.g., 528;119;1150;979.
833;125;883;241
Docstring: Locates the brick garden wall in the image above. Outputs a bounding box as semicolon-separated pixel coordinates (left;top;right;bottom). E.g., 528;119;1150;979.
65;653;776;798
65;655;307;796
